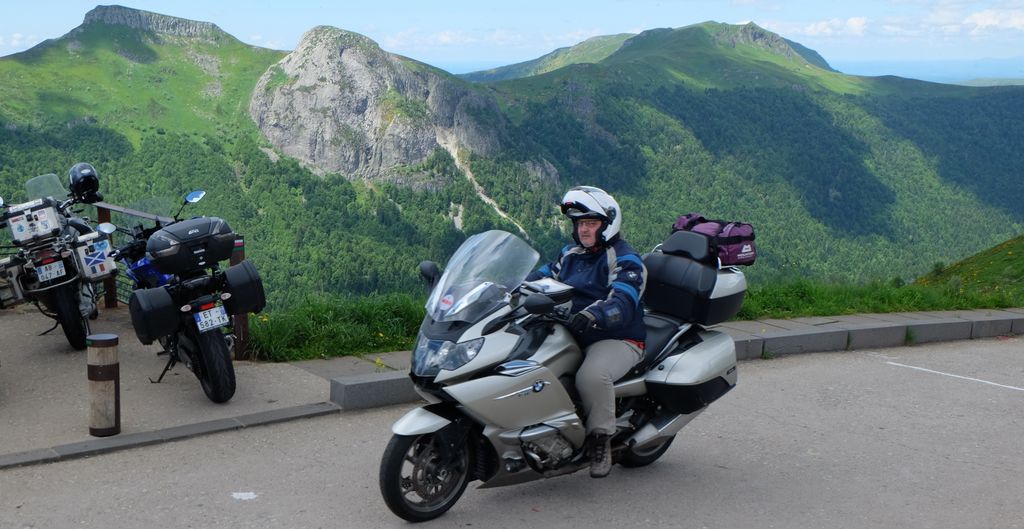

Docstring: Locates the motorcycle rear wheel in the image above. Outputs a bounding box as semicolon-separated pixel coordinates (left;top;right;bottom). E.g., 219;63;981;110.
619;435;675;467
379;432;471;522
195;330;236;403
53;285;88;350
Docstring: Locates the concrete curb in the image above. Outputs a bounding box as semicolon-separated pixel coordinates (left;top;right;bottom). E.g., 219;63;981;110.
330;370;420;411
329;309;1024;407
0;402;340;470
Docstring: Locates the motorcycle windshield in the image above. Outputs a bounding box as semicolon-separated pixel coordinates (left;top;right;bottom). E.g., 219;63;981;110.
426;230;539;323
25;174;68;201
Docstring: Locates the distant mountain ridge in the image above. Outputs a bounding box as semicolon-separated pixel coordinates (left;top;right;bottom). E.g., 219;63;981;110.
460;22;834;84
459;33;634;82
3;6;1024;302
82;5;225;39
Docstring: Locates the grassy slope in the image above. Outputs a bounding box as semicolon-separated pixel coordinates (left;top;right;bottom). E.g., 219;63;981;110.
0;23;284;143
459;34;633;82
743;233;1024;320
478;22;1023;286
917;235;1024;299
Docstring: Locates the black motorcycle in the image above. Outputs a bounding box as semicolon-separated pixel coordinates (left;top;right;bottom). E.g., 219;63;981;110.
110;190;266;403
0;165;117;350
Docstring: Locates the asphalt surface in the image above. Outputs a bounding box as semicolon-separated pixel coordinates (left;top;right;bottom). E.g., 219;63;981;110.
3;303;1024;469
1;337;1022;528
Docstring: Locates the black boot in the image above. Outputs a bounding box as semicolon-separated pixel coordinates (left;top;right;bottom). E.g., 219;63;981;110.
589;433;612;478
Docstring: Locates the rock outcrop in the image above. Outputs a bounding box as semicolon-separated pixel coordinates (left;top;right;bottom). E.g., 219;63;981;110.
249;26;507;180
82;5;224;40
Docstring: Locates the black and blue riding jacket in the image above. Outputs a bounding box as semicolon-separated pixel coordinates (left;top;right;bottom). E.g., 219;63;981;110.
527;238;647;348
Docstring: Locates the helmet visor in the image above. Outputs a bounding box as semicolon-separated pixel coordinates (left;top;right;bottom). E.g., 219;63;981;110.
561;201;604;219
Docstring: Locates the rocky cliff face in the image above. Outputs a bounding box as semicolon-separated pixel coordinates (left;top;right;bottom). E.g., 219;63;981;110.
249;26;507;180
81;5;224;40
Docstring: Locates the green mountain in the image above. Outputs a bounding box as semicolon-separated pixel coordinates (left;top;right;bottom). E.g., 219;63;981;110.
0;5;284;143
467;22;1024;282
3;9;1024;308
459;33;634;82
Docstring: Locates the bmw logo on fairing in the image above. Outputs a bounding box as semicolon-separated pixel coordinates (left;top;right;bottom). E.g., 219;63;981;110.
532;380;547;393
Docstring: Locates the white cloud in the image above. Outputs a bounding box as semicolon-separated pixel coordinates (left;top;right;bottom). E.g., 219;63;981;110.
11;33;25;47
924;6;963;26
964;9;1024;33
846;17;868;35
798;17;869;37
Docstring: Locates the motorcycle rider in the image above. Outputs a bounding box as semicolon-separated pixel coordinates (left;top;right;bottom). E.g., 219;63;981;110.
526;185;647;478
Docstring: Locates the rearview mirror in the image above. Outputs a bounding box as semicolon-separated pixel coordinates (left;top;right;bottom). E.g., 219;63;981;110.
419;260;440;288
185;190;206;204
522;293;555;315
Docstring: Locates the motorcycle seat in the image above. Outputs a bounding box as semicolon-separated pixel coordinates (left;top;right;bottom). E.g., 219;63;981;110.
624;312;701;379
641;313;682;368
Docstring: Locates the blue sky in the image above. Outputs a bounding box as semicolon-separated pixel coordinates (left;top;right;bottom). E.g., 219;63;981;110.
2;1;1023;81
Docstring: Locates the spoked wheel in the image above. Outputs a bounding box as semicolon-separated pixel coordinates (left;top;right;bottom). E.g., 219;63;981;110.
194;330;236;403
619;435;675;468
379;431;471;522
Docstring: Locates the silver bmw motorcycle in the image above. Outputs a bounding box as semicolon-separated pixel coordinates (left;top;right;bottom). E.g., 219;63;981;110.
379;229;746;522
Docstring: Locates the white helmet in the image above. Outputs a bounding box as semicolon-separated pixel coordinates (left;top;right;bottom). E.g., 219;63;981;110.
560;185;621;245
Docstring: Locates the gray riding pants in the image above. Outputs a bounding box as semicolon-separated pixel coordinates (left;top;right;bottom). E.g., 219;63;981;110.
576;339;644;436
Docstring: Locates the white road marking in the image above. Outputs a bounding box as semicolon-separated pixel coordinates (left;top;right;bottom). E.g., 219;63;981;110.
886;361;1024;392
232;492;258;501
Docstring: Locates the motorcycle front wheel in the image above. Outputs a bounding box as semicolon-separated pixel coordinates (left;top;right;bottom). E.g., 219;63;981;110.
52;284;88;350
379;431;471;522
194;329;236;403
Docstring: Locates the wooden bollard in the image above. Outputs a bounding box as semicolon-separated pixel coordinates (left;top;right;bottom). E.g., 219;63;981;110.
87;334;120;437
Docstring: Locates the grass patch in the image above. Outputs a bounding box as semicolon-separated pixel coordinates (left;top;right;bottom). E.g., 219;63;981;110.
249;274;1021;362
249;292;423;362
736;277;1019;320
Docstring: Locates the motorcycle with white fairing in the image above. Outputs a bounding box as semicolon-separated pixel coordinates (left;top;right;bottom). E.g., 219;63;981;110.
379;229;746;522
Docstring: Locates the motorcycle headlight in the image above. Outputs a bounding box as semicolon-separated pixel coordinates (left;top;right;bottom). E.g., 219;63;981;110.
411;334;485;377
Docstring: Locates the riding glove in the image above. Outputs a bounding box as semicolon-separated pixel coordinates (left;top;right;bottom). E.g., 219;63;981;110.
569;310;597;334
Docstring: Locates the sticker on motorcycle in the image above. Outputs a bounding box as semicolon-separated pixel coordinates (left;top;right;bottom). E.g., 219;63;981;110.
439;294;455;311
195;305;230;332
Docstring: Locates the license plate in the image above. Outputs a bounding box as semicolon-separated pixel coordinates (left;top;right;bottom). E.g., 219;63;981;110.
37;261;66;282
194;305;230;332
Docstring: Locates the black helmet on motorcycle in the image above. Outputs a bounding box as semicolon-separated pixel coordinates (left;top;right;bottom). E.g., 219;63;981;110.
68;162;101;203
560;186;621;246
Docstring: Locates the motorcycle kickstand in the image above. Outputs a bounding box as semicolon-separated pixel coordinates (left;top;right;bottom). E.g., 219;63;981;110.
150;355;177;384
38;319;60;336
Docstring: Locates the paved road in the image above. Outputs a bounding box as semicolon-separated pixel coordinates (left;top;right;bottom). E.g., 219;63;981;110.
2;337;1022;529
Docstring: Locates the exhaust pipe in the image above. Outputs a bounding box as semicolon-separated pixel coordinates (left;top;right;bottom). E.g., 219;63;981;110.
627;408;705;449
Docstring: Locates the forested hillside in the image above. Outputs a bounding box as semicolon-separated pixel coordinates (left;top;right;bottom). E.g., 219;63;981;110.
2;9;1024;309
